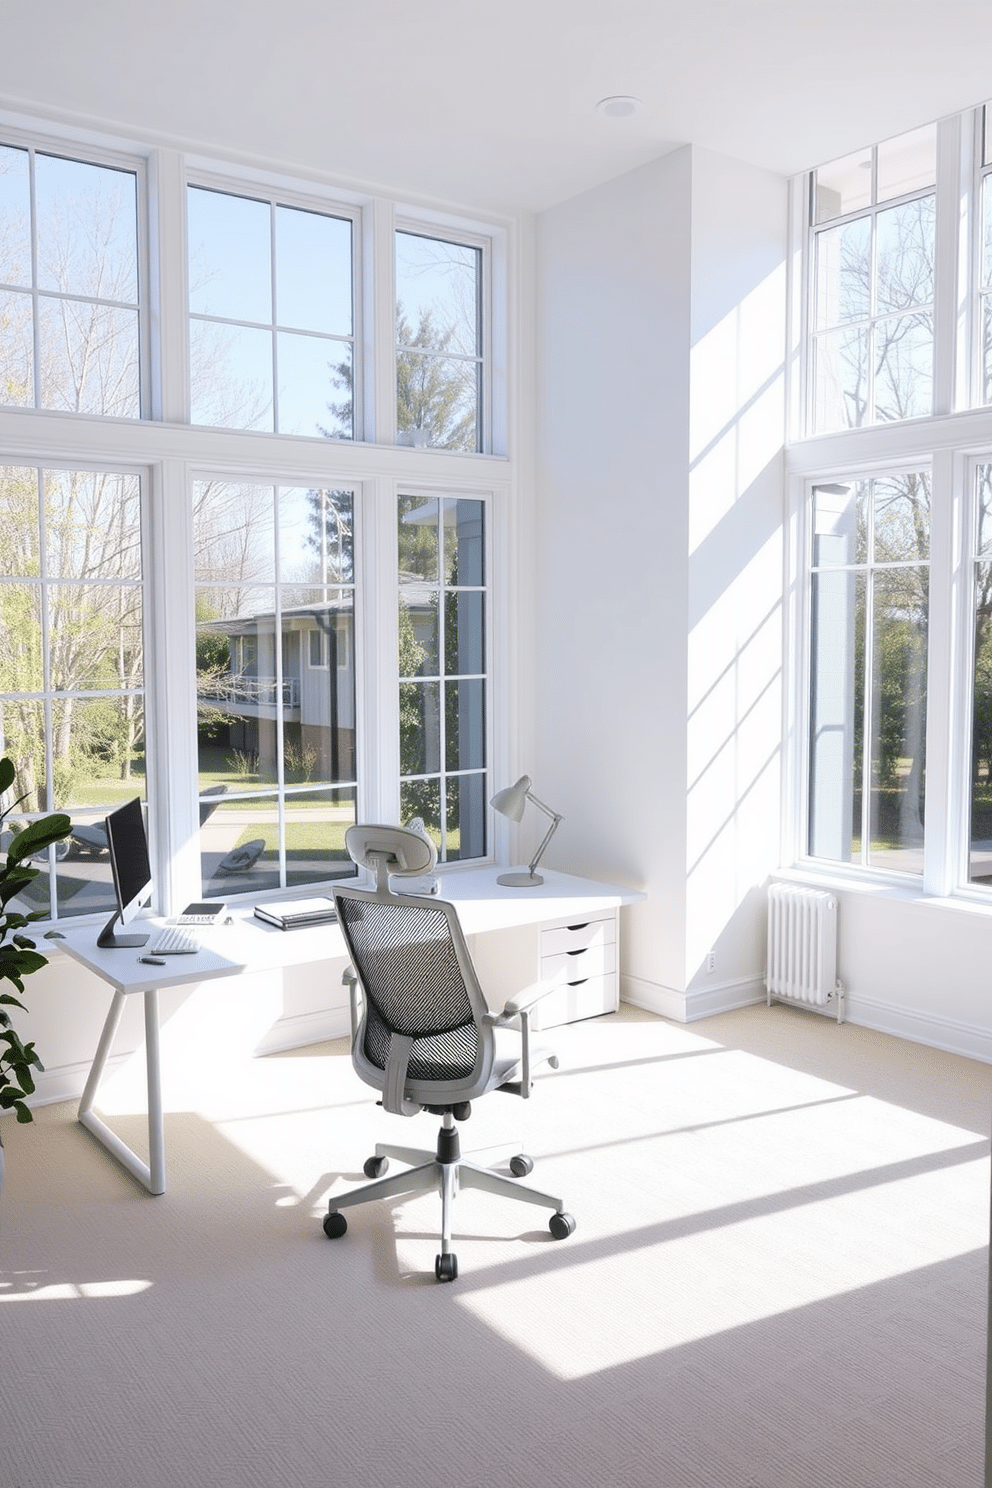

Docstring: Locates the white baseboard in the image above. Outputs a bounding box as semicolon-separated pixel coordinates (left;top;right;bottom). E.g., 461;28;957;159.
29;1053;132;1109
252;1006;350;1055
622;971;992;1066
621;971;764;1023
842;991;992;1065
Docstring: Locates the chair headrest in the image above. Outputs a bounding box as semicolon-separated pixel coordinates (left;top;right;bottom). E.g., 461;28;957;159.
345;823;438;891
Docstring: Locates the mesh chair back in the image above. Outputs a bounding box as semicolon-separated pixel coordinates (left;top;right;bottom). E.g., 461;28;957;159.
335;889;493;1099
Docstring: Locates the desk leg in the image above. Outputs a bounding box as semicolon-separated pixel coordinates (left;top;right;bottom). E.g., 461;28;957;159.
77;987;165;1196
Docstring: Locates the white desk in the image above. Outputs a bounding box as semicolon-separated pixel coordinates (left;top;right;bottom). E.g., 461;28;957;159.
59;867;641;1195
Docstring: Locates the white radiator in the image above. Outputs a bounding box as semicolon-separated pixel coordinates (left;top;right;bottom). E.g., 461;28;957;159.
766;884;843;1021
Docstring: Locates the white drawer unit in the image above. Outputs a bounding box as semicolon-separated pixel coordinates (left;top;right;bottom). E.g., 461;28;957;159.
533;909;619;1030
454;868;638;1032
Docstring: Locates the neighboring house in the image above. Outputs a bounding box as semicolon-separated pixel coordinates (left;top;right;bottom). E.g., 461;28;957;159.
197;600;357;782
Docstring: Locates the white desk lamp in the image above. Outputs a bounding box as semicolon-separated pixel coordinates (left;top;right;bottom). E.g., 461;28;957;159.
490;774;563;887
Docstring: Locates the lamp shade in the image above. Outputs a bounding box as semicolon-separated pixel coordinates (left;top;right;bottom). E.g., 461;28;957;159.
490;774;531;823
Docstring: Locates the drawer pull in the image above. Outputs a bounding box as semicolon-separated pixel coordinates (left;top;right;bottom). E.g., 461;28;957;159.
567;978;588;988
567;922;590;931
566;948;586;957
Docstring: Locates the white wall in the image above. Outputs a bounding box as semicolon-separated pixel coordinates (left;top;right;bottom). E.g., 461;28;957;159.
795;882;992;1063
535;146;788;1019
12;942;353;1110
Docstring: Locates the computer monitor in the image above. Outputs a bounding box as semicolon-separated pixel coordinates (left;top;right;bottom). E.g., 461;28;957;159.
97;797;153;949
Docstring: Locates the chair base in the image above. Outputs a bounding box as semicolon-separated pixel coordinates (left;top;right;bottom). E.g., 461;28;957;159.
323;1114;574;1281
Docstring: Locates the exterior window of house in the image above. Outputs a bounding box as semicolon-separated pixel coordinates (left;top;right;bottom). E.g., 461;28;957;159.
193;480;357;895
395;230;483;451
187;185;354;437
0;122;504;919
810;126;936;432
977;110;992;403
969;463;992;883
808;473;930;874
399;496;486;860
0;461;145;921
0;144;141;416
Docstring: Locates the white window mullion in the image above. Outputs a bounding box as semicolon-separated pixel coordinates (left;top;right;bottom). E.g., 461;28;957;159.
150;457;200;916
365;198;396;447
357;476;399;823
922;447;959;894
147;149;189;424
934;113;964;417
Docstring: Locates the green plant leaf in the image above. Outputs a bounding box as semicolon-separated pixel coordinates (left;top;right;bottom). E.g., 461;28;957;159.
0;758;14;795
0;947;47;976
7;814;72;864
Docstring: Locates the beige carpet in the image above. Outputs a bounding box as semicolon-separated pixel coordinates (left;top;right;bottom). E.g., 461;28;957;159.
1;998;988;1488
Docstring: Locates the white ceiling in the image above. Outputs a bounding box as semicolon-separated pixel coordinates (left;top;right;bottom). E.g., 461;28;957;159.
4;0;992;214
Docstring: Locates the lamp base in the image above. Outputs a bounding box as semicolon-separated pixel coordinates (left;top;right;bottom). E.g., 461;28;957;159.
496;869;544;888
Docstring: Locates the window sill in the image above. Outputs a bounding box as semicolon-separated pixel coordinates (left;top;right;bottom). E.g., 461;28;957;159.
774;864;992;917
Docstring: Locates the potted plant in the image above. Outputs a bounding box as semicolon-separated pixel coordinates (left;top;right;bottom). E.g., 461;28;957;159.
0;757;71;1184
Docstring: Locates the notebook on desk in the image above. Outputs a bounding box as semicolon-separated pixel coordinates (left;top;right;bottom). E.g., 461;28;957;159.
253;897;337;930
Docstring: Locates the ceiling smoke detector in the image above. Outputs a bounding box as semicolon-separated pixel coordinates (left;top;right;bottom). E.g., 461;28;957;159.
596;96;641;119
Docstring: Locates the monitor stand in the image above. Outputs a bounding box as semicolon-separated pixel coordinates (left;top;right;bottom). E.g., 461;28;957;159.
97;910;149;949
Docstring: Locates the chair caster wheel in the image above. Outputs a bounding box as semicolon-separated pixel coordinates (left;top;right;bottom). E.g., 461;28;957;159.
363;1155;388;1178
549;1211;576;1240
509;1154;533;1177
323;1211;347;1239
435;1253;458;1282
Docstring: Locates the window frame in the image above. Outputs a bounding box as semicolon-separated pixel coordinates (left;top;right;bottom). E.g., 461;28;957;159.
806;173;938;435
397;486;494;863
184;166;363;441
394;213;497;457
0;452;156;921
786;108;992;904
0;122;151;422
0;111;516;928
802;463;934;880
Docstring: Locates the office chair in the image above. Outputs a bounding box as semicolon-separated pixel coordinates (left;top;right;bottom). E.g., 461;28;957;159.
324;822;576;1282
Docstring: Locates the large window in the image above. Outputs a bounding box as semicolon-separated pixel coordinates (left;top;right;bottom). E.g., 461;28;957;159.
193;480;357;896
808;474;930;875
399;496;487;859
395;230;483;451
969;464;992;884
0;144;140;416
187;184;354;437
0;461;145;921
810;127;936;432
0;120;506;918
795;108;992;896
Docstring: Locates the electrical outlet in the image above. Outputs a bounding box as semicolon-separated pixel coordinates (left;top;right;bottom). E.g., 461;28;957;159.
706;952;716;973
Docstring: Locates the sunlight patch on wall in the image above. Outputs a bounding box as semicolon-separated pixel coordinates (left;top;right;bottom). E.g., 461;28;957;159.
688;264;786;557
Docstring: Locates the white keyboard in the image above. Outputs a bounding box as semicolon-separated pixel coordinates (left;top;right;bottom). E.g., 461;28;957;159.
149;925;203;955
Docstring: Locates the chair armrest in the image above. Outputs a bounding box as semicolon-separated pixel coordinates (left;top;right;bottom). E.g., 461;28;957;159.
483;980;560;1098
490;978;559;1021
